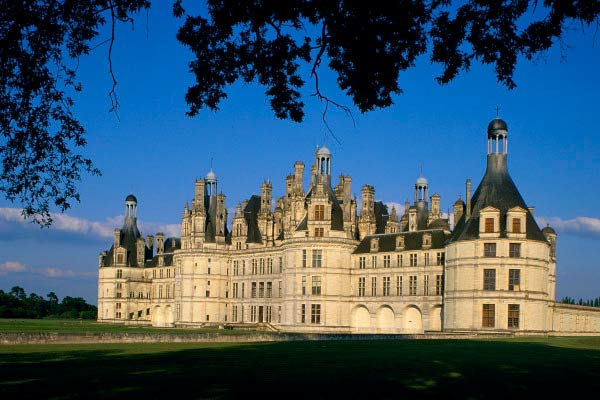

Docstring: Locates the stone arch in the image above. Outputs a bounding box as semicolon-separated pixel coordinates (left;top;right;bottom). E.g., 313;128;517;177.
429;305;443;331
153;305;164;327
351;305;371;331
165;305;174;327
376;305;395;333
403;305;423;334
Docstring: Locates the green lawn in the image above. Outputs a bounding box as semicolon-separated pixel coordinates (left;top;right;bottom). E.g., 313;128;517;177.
1;337;600;399
0;318;256;335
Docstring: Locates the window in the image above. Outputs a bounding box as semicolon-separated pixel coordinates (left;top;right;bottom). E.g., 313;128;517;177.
482;304;495;327
485;218;494;233
315;227;324;237
371;256;377;268
410;254;417;266
383;255;391;268
301;304;306;323
398;254;403;267
484;269;496;291
358;277;366;296
371;277;377;296
424;275;429;295
409;276;417;295
436;274;443;295
396;276;402;295
509;243;521;258
302;276;306;295
425;253;430;266
436;252;445;266
266;306;272;323
233;260;239;275
484;243;497;257
260;258;265;274
267;258;273;274
241;282;245;298
251;282;257;298
232;305;238;322
302;250;307;268
312;250;322;268
278;281;282;297
315;205;325;221
311;276;322;295
508;304;520;328
166;286;170;298
117;254;124;264
383;277;391;296
116;269;123;279
252;259;257;274
159;286;163;298
311;304;321;324
166;269;170;278
512;218;521;233
279;257;283;273
233;282;238;298
259;282;265;298
509;269;521;291
160;269;163;278
267;282;272;298
359;257;366;269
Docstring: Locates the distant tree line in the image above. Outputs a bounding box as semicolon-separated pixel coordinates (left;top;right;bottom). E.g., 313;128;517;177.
0;286;97;319
561;296;600;308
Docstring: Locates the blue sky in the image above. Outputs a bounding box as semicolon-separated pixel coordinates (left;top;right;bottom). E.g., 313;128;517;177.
1;3;599;303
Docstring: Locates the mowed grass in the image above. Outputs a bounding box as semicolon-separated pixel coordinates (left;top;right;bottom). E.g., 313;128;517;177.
1;337;600;399
0;318;256;335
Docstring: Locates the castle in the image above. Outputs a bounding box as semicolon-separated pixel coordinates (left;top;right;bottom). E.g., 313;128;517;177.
97;118;600;334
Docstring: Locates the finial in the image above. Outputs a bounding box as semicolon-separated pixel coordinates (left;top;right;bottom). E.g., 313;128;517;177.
210;157;213;169
495;105;501;118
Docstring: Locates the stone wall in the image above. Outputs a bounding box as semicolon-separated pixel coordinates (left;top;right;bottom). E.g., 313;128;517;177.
551;303;600;334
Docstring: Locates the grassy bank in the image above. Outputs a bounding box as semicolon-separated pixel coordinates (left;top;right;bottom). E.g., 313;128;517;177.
1;337;600;398
0;318;256;335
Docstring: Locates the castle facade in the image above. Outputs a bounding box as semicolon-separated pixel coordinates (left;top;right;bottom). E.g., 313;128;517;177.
98;118;600;334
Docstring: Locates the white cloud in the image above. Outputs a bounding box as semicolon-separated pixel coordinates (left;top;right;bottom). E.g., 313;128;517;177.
0;207;180;240
0;260;28;275
384;201;405;216
537;216;600;238
0;261;94;279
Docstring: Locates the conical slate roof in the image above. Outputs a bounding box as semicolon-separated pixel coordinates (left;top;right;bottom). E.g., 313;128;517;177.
450;153;546;243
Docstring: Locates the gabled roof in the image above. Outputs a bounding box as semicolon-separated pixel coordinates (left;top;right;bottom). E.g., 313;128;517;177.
450;153;546;243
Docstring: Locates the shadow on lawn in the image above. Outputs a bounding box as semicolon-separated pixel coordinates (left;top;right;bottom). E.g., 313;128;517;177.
1;339;600;399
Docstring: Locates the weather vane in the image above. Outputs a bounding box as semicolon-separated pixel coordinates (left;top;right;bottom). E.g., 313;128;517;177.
495;105;501;117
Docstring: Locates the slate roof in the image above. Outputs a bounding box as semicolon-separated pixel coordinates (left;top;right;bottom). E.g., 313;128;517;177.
102;216;142;267
450;153;546;243
243;195;263;244
145;237;181;267
354;229;451;254
374;201;389;234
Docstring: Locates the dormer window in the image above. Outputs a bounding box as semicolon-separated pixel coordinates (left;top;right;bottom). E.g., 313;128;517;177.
396;236;405;250
479;207;500;238
423;233;432;249
512;218;521;233
485;218;494;233
507;207;527;238
370;238;379;252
